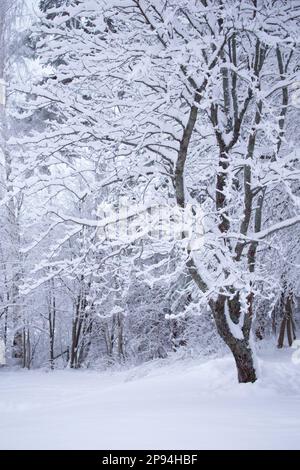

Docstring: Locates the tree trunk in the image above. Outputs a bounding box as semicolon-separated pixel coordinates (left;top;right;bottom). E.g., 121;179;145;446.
48;279;56;369
78;316;93;366
277;292;296;348
211;293;257;383
230;340;257;383
117;312;125;361
70;289;84;368
70;284;91;368
12;329;23;360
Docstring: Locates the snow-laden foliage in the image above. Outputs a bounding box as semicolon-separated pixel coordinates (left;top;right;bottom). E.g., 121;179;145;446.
0;0;299;382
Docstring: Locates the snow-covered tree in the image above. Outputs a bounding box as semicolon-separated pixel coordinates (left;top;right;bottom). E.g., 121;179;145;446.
10;0;300;382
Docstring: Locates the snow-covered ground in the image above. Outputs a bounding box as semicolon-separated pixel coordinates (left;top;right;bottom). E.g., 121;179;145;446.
1;348;300;450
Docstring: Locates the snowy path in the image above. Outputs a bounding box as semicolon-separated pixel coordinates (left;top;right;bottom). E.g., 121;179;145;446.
1;350;300;449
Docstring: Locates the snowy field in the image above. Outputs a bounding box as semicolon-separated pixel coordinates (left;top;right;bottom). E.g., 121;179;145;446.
1;349;300;450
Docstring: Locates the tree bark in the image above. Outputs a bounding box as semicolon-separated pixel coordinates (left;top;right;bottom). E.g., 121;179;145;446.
230;340;257;383
277;292;296;348
211;294;257;383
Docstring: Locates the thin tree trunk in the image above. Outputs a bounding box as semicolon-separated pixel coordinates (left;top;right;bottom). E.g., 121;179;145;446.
278;292;296;348
117;312;125;360
48;279;56;369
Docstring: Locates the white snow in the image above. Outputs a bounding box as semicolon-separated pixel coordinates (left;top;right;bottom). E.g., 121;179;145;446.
224;299;244;340
0;349;300;450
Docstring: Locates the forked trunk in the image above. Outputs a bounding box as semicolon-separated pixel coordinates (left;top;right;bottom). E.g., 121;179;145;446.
211;293;257;384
